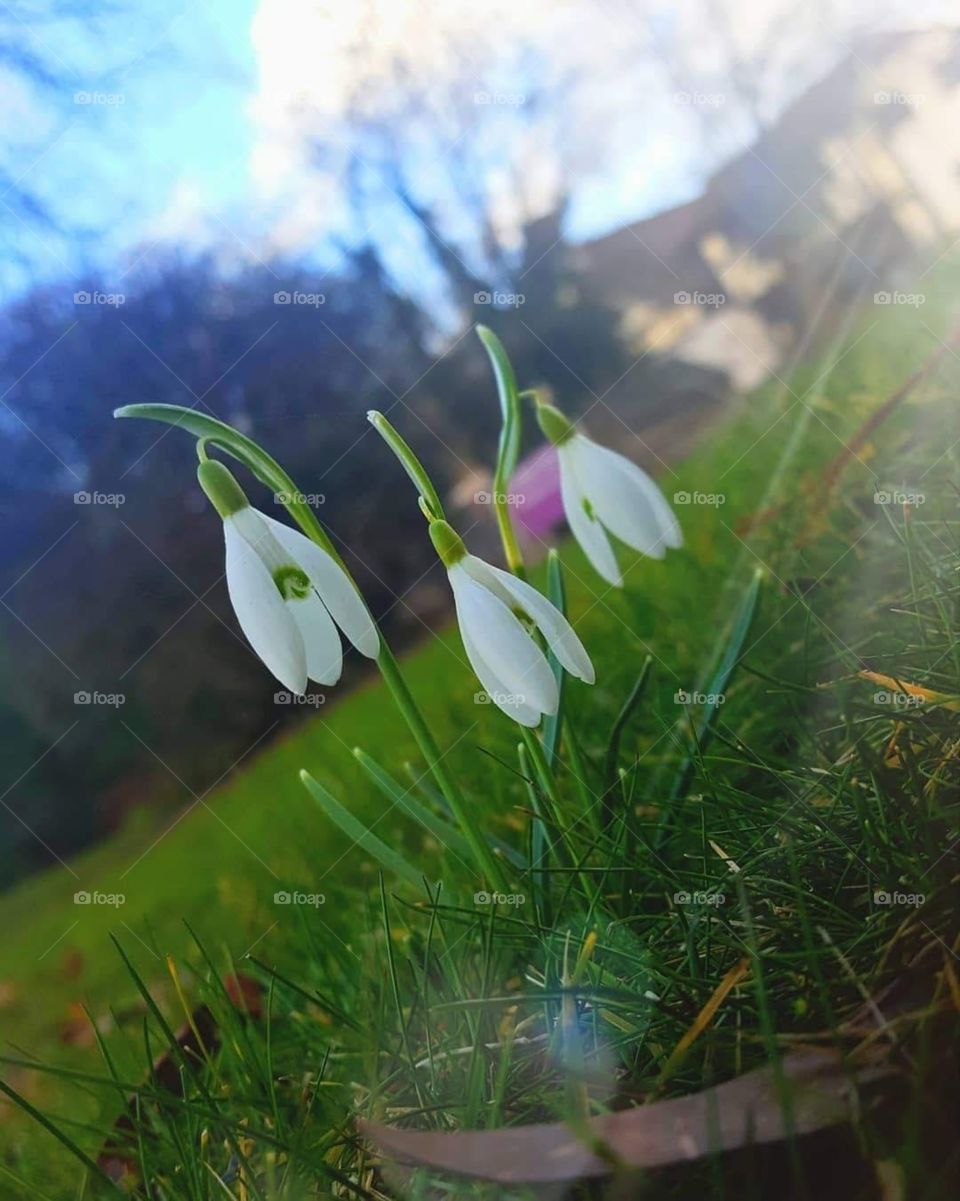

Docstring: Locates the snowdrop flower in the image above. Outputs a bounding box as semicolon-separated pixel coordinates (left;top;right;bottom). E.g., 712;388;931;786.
198;460;378;693
536;402;682;587
429;520;594;727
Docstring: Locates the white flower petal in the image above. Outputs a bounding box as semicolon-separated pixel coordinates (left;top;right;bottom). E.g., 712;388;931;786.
461;556;595;685
223;517;307;693
288;592;343;685
569;436;681;557
449;564;558;716
459;620;543;727
263;514;380;658
558;445;623;586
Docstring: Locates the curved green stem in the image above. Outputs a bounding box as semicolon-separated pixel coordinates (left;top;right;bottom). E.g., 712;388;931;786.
366;410;445;522
476;325;525;576
115;404;343;563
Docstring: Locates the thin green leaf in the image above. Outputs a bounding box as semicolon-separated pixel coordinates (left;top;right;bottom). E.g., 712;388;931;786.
353;747;476;864
657;568;764;846
601;655;652;831
300;769;424;887
0;1077;113;1186
477;324;525;573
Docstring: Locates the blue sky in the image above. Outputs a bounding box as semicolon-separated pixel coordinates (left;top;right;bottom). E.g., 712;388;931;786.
5;0;259;289
5;0;718;298
5;0;937;301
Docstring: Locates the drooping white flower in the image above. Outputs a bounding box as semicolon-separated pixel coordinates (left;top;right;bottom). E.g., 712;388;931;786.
537;403;682;587
430;520;594;727
198;460;378;693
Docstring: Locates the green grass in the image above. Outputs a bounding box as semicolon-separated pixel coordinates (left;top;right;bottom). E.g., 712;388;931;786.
2;267;959;1198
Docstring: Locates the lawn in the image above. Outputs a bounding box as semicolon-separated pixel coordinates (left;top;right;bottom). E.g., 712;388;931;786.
1;266;958;1198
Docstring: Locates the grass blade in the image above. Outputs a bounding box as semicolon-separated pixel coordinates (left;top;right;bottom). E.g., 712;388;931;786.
656;568;763;846
601;655;652;831
300;769;424;887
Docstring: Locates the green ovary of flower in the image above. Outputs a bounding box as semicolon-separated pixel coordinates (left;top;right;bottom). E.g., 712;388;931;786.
273;564;312;601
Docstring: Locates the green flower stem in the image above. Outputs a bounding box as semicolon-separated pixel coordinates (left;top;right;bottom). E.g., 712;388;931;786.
366;410;445;522
115;404;344;563
377;641;506;888
115;403;504;889
476;325;525;577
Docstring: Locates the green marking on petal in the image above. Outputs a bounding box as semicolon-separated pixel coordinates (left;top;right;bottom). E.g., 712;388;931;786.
511;603;532;626
273;564;312;601
582;496;597;521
